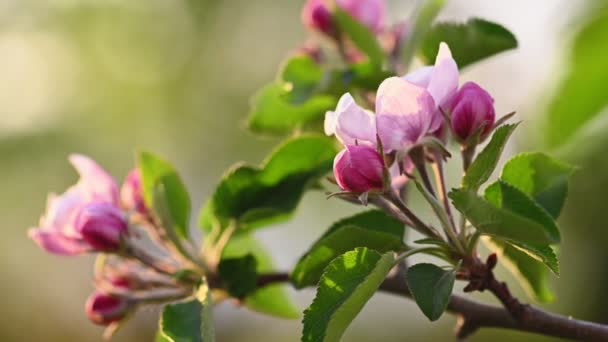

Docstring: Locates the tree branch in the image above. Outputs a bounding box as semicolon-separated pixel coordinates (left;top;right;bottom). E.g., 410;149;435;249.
256;270;608;341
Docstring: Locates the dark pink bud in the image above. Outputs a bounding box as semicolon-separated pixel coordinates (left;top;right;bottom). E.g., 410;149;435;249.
449;82;496;142
76;203;127;251
121;169;148;215
302;0;334;34
85;291;131;326
333;145;384;192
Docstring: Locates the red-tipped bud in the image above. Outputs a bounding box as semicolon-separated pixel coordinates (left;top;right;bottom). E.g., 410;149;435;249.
75;203;127;252
85;291;132;325
449;82;496;142
302;0;334;34
302;0;386;36
120;168;148;215
334;145;384;192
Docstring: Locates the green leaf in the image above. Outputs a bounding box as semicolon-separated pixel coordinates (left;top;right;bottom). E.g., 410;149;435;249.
449;188;558;244
159;282;215;342
139;151;191;240
400;0;447;68
406;263;456;321
334;9;385;66
484;238;556;302
420;18;517;68
199;135;337;235
302;248;395;342
485;180;560;244
222;234;300;319
462;124;518;191
281;56;325;104
499;152;575;219
546;10;608;146
291;210;405;288
248;84;336;135
218;254;258;298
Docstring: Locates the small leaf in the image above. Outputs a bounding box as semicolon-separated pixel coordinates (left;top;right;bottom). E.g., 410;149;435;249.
248;84;336;135
199;135;338;235
291;210;405;288
499;152;576;219
159;280;215;342
420;18;517;68
302;248;395;342
462;124;518;191
281;56;325;103
484;237;556;302
222;234;299;319
406;263;456;321
139;151;191;240
400;0;447;68
450;188;558;245
218;254;258;298
485;180;560;244
334;9;385;66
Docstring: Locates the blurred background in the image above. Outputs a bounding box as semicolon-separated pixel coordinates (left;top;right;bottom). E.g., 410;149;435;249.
1;0;607;341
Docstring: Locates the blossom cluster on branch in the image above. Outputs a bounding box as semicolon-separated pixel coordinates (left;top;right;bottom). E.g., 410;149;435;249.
28;0;607;341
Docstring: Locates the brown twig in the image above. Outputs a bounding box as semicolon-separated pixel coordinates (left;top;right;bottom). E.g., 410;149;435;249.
255;268;608;341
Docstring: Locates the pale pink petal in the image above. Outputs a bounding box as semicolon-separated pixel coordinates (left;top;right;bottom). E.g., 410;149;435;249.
69;154;119;205
331;93;377;146
427;42;459;108
324;110;338;136
376;77;435;117
402;66;433;88
376;112;429;151
41;189;86;237
28;228;89;256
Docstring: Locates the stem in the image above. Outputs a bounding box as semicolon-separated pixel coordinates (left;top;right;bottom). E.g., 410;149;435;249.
254;271;608;341
394;247;445;264
370;196;415;227
431;159;455;229
411;177;465;254
384;190;442;240
461;145;476;173
410;147;436;198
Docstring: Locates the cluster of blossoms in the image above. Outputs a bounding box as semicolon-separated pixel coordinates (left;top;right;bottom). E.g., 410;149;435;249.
324;43;496;194
29;156;199;335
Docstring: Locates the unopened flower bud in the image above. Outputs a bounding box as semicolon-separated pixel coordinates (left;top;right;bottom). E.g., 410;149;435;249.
85;291;132;326
302;0;386;36
76;203;127;252
449;82;496;142
121;169;148;215
334;145;384;192
302;0;334;34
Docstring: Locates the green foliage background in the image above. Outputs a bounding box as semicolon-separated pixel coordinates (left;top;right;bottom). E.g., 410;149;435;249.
1;0;607;341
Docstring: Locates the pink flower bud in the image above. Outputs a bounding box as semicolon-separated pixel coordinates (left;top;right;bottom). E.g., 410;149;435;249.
85;291;131;325
302;0;386;35
75;203;127;251
121;169;148;215
449;82;496;142
302;0;334;34
334;145;384;192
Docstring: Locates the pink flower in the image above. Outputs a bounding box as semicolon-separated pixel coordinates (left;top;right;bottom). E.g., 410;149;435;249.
375;42;458;151
28;154;121;256
76;203;127;251
121;168;148;215
334;145;385;192
85;291;132;326
449;82;496;142
302;0;386;35
375;76;437;151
